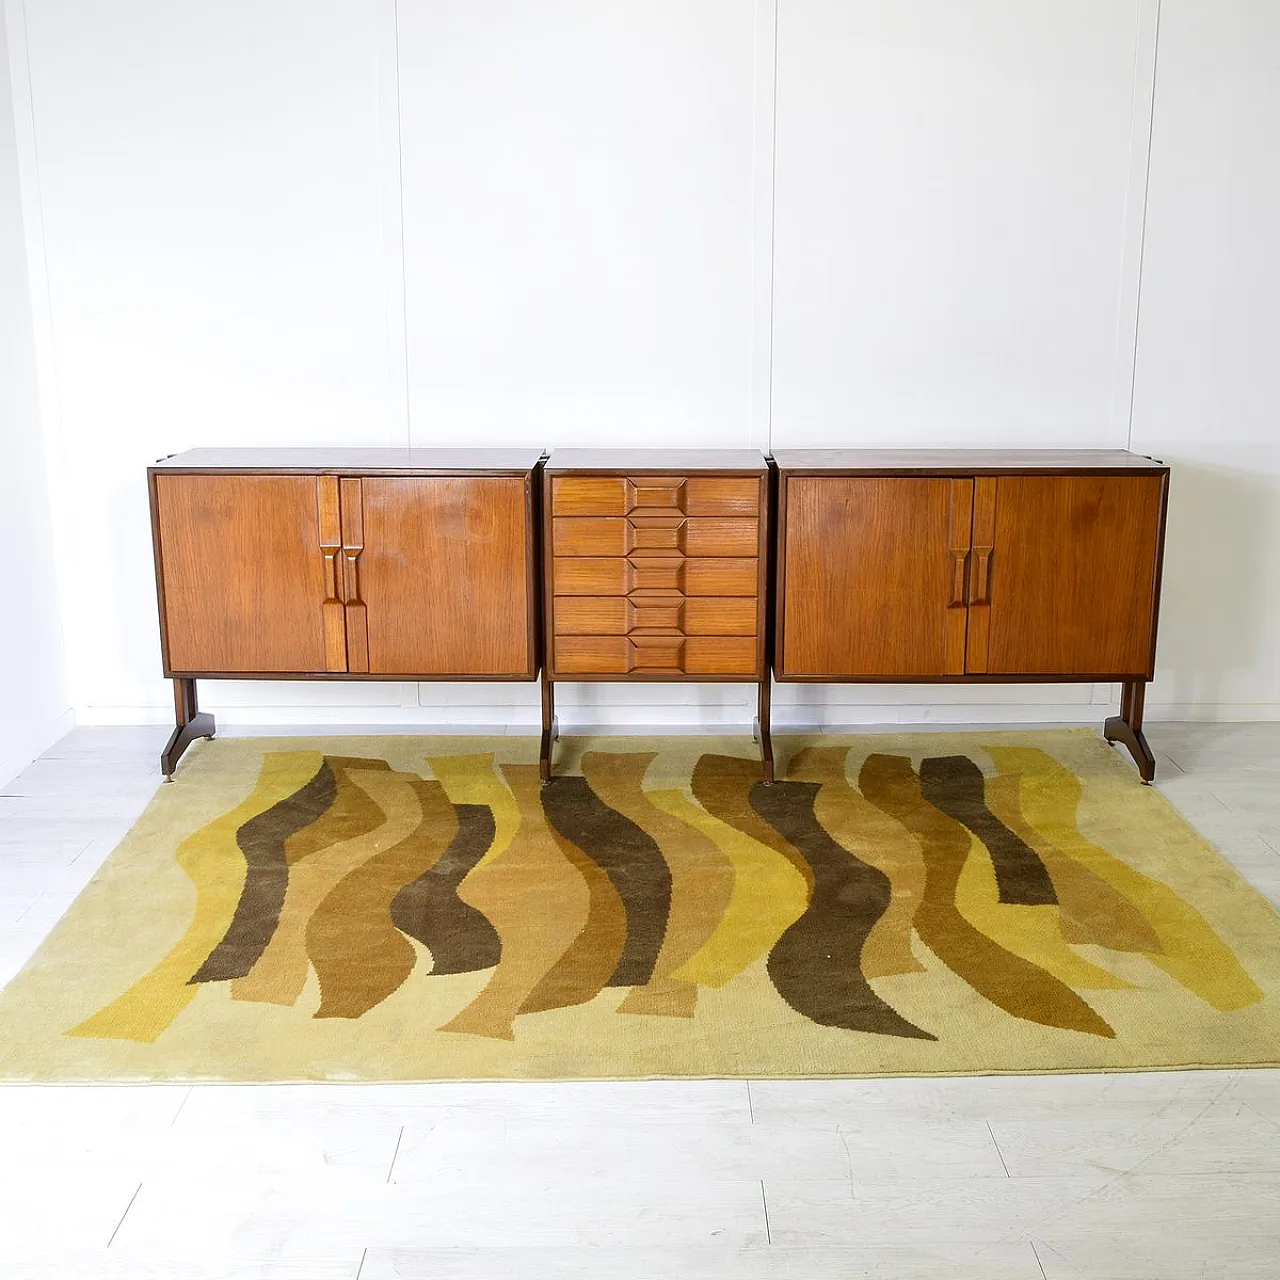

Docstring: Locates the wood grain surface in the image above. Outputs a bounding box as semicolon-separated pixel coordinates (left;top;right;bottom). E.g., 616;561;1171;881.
358;476;531;676
155;473;332;674
779;477;966;678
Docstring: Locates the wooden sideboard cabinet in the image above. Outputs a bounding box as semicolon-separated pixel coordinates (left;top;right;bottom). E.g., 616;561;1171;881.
149;447;544;777
771;450;1170;781
542;449;772;780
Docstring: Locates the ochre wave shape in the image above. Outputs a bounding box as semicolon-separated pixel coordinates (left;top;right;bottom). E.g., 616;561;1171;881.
280;756;391;865
67;751;327;1042
515;816;626;1017
986;747;1264;1012
951;828;1133;993
859;753;1115;1039
307;774;459;1019
390;803;501;975
789;747;926;978
750;781;935;1039
920;756;1057;906
672;759;809;988
230;766;423;1008
584;752;732;1019
190;761;337;983
985;772;1163;954
441;763;589;1040
541;773;673;988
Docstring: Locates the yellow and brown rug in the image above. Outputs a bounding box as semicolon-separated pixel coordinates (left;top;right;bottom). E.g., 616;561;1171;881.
2;730;1278;1081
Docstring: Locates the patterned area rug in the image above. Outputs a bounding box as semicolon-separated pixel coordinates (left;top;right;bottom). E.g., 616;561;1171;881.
2;730;1278;1081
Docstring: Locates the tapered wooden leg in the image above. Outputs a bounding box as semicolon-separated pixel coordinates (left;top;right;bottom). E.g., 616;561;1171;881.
160;678;216;780
539;670;557;783
1104;679;1156;783
754;677;774;783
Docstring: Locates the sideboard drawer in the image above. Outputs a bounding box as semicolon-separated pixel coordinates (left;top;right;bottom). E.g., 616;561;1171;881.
554;595;757;637
554;634;758;676
551;556;760;597
552;517;759;558
550;474;761;517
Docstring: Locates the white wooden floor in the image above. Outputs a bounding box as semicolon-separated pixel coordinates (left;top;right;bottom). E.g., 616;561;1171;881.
1;723;1279;1279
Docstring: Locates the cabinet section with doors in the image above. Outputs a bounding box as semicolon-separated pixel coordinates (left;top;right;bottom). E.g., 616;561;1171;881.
772;450;1171;780
542;449;772;780
149;448;544;777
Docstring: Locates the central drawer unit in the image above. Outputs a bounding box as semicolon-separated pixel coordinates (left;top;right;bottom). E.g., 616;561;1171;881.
541;448;772;779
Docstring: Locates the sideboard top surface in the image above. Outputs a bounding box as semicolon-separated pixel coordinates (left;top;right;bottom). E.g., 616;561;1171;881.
151;447;546;475
545;448;768;474
770;448;1167;475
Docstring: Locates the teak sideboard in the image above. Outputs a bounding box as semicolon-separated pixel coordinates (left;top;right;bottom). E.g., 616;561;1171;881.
148;448;544;777
771;449;1170;781
147;445;1169;784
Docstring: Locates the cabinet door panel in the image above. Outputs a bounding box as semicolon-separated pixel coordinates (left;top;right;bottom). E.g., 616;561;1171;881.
979;475;1163;676
358;476;531;676
155;474;333;674
780;477;972;677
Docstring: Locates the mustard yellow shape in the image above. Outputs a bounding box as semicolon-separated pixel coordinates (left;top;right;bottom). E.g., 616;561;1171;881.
986;747;1263;1012
429;754;519;871
652;789;809;988
67;751;327;1043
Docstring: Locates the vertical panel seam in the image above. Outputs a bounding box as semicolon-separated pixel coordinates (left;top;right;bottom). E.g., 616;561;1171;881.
1125;0;1163;452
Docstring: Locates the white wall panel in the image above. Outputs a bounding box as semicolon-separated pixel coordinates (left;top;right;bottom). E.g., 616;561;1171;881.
397;0;758;449
770;0;1145;448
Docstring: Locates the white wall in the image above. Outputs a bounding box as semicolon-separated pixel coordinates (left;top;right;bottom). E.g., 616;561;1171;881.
1131;0;1280;720
0;5;70;784
4;0;1277;731
397;0;761;452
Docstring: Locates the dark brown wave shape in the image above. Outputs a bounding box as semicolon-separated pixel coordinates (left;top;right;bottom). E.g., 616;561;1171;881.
859;754;1115;1039
540;775;672;987
919;755;1057;906
391;804;502;975
189;761;336;984
750;781;936;1040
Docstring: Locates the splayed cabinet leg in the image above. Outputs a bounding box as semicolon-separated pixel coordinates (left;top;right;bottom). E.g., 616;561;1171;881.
755;678;775;783
1104;679;1156;783
539;670;558;783
161;677;216;780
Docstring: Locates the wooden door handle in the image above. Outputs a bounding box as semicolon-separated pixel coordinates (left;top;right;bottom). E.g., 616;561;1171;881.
342;546;362;605
971;548;993;605
950;549;969;607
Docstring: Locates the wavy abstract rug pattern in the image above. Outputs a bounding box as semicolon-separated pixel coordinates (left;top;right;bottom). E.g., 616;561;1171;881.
2;730;1279;1081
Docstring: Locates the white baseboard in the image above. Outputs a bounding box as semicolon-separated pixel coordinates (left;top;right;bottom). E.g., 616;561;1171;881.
72;698;1280;731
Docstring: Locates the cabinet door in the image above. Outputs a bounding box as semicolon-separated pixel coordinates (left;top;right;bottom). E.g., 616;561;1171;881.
353;476;532;676
155;474;340;674
779;476;974;677
970;474;1165;677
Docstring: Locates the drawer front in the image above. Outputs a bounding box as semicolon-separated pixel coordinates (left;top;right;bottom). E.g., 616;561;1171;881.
555;635;758;676
552;556;760;597
552;516;759;558
551;474;760;517
555;595;757;637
